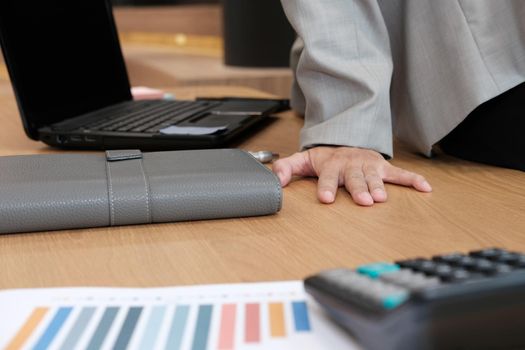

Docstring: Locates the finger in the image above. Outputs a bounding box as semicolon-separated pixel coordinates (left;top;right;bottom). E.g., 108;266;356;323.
383;166;432;192
344;167;374;206
317;162;341;204
272;152;314;187
363;167;387;202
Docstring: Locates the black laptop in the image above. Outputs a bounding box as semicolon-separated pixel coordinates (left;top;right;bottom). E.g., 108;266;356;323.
0;0;288;150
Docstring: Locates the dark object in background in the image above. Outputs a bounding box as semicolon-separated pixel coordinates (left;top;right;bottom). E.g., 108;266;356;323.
0;0;289;151
223;0;295;67
439;81;525;171
112;0;218;4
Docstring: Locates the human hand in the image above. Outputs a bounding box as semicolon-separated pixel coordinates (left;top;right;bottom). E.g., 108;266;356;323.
272;146;432;206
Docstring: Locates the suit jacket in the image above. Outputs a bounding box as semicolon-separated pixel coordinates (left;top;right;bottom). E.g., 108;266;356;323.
283;0;525;157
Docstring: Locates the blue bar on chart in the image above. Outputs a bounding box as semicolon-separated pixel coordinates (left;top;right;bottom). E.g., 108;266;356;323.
86;307;119;350
4;298;314;349
33;307;73;350
192;305;213;350
59;307;96;350
139;306;166;349
165;305;190;350
292;301;311;331
113;307;143;350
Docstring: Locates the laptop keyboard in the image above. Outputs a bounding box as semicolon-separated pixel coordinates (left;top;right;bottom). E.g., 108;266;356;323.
65;100;219;134
87;100;219;133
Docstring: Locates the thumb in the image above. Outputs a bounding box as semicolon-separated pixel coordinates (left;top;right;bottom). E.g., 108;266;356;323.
272;151;315;187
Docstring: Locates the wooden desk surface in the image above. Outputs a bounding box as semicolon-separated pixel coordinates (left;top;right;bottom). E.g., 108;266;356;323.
0;86;524;289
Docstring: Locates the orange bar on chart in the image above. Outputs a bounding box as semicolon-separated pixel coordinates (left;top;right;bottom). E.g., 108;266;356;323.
5;307;49;350
268;303;286;337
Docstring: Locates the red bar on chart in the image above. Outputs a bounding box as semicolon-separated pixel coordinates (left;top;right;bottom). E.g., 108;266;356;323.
244;303;260;343
218;304;236;350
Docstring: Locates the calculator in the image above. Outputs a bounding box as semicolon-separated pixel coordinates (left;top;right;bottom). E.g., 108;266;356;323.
304;248;525;350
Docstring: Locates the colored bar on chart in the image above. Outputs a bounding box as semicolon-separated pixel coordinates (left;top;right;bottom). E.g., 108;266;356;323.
217;304;236;350
5;307;48;350
33;307;73;350
139;306;166;349
269;303;286;337
113;307;143;350
165;305;190;350
292;301;311;332
192;305;213;350
59;307;96;350
86;307;119;350
244;303;260;343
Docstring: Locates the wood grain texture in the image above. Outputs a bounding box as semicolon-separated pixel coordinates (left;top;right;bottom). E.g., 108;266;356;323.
0;86;524;289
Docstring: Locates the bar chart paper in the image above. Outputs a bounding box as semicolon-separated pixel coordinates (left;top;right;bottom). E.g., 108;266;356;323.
0;281;361;350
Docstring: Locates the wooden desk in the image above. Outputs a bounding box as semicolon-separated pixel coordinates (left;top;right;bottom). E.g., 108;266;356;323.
0;86;524;289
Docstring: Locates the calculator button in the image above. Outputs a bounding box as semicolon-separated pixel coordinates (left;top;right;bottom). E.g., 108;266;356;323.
441;269;472;282
510;254;525;268
418;260;438;274
455;256;477;269
470;259;496;273
380;269;440;291
356;263;400;279
492;264;513;275
382;292;409;309
318;269;410;310
395;258;427;269
433;264;454;279
434;264;453;274
376;285;409;310
469;248;508;260
451;269;472;281
432;253;465;264
494;252;522;264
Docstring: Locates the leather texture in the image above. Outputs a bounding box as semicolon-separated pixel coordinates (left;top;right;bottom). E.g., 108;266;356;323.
105;150;152;226
0;149;282;234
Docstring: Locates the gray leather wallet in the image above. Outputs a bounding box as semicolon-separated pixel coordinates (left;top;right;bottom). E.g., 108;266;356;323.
0;149;282;234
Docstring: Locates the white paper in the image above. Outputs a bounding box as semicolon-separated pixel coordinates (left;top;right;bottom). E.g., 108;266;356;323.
159;125;228;135
0;281;361;350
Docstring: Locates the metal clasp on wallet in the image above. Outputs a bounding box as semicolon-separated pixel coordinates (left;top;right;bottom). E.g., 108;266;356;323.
248;151;279;163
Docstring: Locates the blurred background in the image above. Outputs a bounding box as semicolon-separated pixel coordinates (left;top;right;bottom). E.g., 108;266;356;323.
0;0;295;98
113;0;219;4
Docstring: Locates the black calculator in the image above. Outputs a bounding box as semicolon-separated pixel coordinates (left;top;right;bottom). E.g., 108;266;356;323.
304;248;525;350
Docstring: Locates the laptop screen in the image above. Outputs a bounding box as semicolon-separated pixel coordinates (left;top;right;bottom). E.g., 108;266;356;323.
0;0;132;139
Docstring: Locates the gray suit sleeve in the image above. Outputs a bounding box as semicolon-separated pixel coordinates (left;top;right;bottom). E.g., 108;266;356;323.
282;0;394;157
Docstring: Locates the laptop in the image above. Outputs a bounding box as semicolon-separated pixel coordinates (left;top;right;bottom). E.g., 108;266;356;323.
0;0;288;150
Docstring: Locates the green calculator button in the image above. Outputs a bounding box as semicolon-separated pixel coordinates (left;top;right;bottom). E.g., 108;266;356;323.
382;292;409;309
357;263;400;279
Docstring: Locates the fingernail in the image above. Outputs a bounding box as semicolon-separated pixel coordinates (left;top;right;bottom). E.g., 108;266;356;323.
321;190;335;203
372;189;387;201
421;181;432;192
372;188;385;196
357;193;374;206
